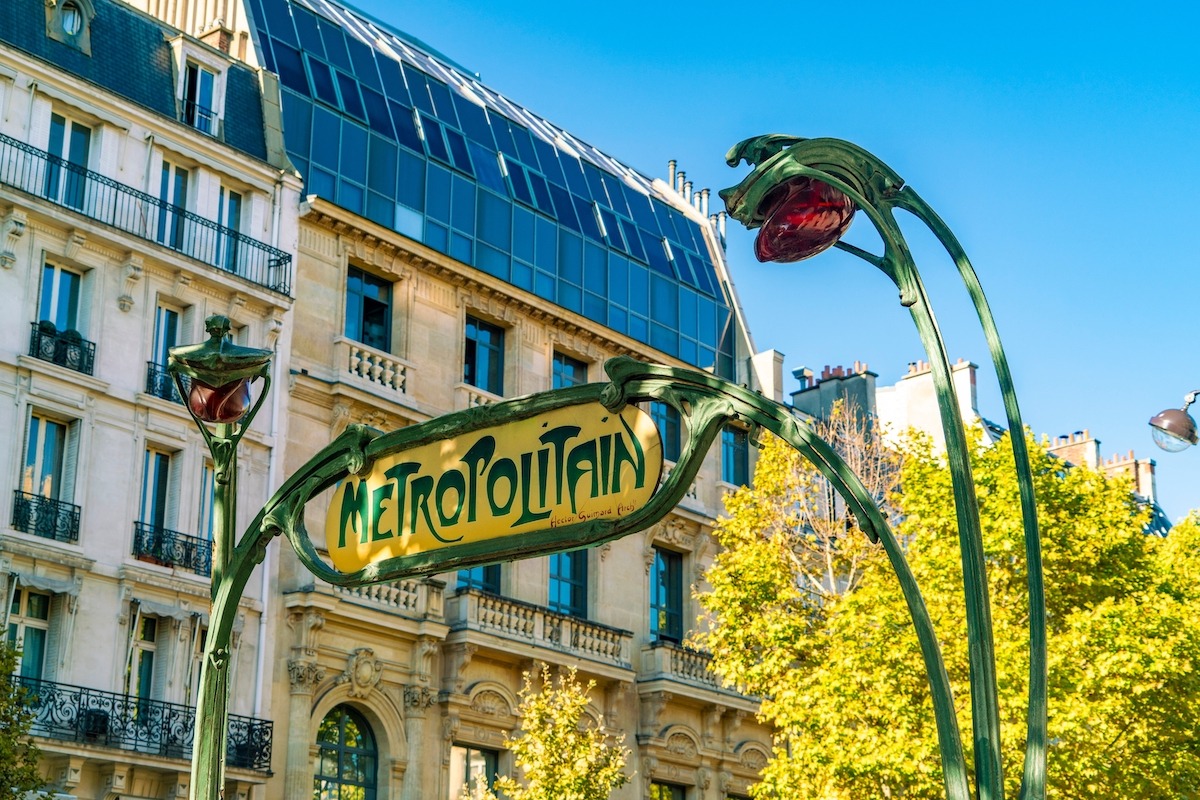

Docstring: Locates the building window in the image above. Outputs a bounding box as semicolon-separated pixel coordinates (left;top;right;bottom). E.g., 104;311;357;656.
650;547;683;643
721;425;750;487
548;550;587;618
650;401;682;462
22;414;70;501
6;589;50;680
552;351;587;389
147;305;183;402
46;0;93;54
217;186;242;272
44;113;91;209
152;305;179;368
140;449;177;531
40;262;82;333
130;615;158;700
314;705;377;800
448;744;498;799
464;316;503;395
157;159;190;250
183;62;219;135
345;266;392;351
649;783;686;800
458;564;500;594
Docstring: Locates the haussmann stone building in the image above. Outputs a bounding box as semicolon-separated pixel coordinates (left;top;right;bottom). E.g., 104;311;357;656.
2;0;787;797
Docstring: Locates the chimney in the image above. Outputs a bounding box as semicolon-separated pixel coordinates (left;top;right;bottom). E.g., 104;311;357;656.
668;160;677;189
676;170;686;195
700;188;710;216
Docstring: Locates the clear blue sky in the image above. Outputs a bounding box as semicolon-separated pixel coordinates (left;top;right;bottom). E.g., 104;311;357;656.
354;0;1200;520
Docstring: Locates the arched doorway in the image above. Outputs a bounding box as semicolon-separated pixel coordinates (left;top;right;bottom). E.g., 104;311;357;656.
313;704;377;799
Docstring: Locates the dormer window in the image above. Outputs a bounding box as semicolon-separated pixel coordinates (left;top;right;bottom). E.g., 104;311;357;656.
171;40;229;139
61;3;82;35
46;0;95;55
183;63;218;136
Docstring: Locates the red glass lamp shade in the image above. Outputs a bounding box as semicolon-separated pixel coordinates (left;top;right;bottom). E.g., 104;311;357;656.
188;377;252;424
753;176;856;263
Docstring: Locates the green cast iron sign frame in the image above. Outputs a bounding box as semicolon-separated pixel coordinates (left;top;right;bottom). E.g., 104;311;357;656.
177;136;1045;800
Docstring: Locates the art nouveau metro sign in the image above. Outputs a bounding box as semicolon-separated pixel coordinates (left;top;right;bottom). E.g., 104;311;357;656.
323;401;662;574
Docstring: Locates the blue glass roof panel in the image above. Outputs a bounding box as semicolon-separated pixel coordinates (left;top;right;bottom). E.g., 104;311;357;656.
318;17;352;71
293;6;326;57
307;57;339;107
250;0;733;377
346;35;383;92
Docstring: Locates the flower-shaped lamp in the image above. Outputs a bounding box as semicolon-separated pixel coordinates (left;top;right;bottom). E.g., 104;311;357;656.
167;315;272;424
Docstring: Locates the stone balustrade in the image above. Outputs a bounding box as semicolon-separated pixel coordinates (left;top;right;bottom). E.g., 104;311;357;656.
335;336;413;396
450;589;632;668
332;578;444;621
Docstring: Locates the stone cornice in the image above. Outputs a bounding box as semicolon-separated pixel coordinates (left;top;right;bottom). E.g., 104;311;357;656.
300;196;694;369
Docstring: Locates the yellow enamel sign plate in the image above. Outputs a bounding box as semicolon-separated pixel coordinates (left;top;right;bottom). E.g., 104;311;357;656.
324;402;662;573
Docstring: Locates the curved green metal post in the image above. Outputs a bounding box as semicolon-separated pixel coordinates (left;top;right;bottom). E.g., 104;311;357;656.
252;360;971;800
720;136;1046;800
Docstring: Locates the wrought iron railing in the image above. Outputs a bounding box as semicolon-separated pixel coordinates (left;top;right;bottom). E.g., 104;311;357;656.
0;132;291;294
132;522;213;577
183;100;219;137
145;361;186;404
11;490;80;543
28;322;95;375
15;677;272;771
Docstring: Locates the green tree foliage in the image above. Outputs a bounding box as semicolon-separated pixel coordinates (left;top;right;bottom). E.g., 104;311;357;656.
698;413;1200;799
0;642;43;796
467;664;630;800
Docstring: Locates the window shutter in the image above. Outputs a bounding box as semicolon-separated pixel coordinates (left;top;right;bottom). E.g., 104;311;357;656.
153;617;174;701
166;451;183;529
43;593;66;682
60;420;79;504
19;415;35;495
123;602;141;695
180;304;196;347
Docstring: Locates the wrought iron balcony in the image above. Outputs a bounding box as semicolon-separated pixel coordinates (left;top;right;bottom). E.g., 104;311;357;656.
0;132;291;294
28;322;95;376
15;677;272;771
11;490;80;543
145;361;186;404
183;100;220;137
133;522;213;577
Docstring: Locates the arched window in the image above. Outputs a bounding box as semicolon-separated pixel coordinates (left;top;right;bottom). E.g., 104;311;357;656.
314;705;377;800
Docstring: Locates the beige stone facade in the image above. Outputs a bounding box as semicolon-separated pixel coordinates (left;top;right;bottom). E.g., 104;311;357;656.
271;196;773;800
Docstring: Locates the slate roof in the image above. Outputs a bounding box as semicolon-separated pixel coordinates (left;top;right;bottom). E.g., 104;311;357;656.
0;0;268;162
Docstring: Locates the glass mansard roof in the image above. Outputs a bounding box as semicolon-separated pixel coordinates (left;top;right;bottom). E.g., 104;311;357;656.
246;0;735;378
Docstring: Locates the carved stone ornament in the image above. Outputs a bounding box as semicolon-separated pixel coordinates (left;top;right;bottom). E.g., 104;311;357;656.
470;689;510;717
287;659;326;692
335;647;384;698
404;685;435;710
667;732;698;759
741;747;768;771
0;208;27;269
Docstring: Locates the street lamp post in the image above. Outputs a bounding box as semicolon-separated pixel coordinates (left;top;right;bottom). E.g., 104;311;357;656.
1150;391;1198;452
720;135;1047;800
168;315;273;800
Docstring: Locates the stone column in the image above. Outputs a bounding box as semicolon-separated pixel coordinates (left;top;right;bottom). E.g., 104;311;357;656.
401;686;436;800
283;609;325;798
